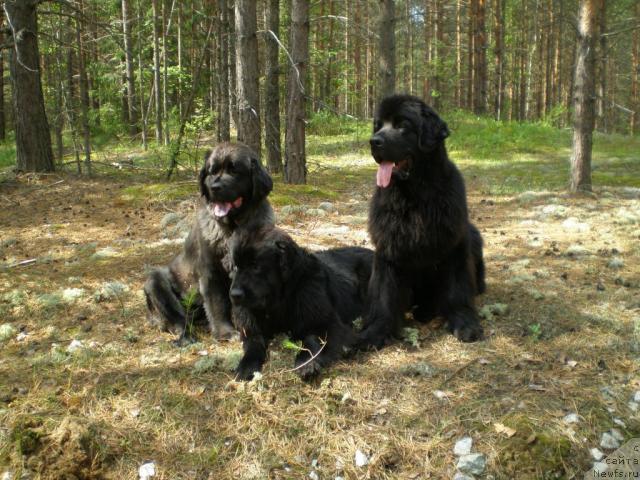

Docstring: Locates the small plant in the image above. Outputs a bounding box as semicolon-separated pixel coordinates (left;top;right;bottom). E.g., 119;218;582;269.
281;338;304;353
401;327;420;348
528;322;542;341
181;288;199;339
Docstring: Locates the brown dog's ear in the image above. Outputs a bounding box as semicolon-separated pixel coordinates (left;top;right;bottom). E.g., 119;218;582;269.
251;157;273;200
418;105;450;152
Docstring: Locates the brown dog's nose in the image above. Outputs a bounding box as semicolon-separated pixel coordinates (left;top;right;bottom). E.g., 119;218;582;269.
370;135;384;148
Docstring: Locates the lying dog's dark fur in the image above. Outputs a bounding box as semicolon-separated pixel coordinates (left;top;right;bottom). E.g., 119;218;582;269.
144;142;274;344
360;94;485;348
228;227;373;380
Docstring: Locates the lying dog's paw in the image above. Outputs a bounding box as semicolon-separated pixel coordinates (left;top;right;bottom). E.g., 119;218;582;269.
453;322;483;343
295;359;322;380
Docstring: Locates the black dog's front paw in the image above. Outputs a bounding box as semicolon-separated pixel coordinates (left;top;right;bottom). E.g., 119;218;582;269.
452;321;483;343
235;361;263;381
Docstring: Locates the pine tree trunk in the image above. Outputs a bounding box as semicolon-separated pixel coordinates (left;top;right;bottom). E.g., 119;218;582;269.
235;0;261;158
122;0;139;136
570;0;603;192
596;1;607;132
264;0;282;173
0;17;6;142
5;0;55;172
493;0;504;119
152;0;163;144
218;0;230;141
228;3;238;130
284;0;309;184
631;3;639;135
377;0;396;102
473;0;487;114
455;0;462;108
75;7;91;175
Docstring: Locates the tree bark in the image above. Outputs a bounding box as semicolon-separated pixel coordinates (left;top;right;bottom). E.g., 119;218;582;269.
631;2;639;135
570;0;603;192
217;0;230;141
235;0;261;158
0;16;6;141
122;0;139;136
493;0;504;119
76;2;91;175
377;0;396;102
264;0;282;173
5;0;55;172
151;0;163;144
472;0;487;114
284;0;309;184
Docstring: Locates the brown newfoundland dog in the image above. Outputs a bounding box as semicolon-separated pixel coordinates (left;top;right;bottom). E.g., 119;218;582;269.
144;142;274;345
359;95;486;348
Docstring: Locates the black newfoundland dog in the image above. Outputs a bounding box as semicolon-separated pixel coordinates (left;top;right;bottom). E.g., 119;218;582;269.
359;94;486;348
144;142;274;344
227;227;373;380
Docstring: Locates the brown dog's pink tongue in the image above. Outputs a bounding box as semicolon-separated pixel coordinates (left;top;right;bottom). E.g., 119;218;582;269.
376;162;394;188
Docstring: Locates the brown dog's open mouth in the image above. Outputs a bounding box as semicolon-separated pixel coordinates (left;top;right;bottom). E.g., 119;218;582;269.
376;159;410;188
209;197;243;217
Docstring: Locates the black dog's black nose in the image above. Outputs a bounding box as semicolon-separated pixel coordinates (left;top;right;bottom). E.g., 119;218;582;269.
370;135;384;148
229;288;245;303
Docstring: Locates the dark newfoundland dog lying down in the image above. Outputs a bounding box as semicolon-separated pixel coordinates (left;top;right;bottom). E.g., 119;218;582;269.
144;142;274;344
227;227;373;380
359;94;486;348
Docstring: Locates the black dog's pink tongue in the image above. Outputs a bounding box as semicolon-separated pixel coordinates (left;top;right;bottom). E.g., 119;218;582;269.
376;161;394;188
213;202;232;217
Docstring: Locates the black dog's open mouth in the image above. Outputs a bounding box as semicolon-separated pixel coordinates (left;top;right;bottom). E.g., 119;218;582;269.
376;159;410;188
208;197;243;217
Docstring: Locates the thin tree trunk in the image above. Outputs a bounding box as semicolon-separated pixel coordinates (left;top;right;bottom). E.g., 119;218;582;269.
76;2;91;175
596;0;607;132
5;0;55;172
455;0;462;108
218;0;230;141
473;0;487;114
377;0;396;102
493;0;504;119
264;0;282;173
235;0;261;158
228;2;238;130
631;3;640;134
570;0;603;192
122;0;139;136
467;0;474;110
284;0;309;184
0;16;6;141
152;0;163;144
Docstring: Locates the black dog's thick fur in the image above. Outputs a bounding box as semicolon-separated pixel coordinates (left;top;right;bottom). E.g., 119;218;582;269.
228;227;373;380
361;94;486;347
144;142;274;344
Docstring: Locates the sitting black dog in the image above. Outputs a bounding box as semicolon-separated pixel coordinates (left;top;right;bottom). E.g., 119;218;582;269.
144;142;274;344
360;94;486;348
228;227;373;380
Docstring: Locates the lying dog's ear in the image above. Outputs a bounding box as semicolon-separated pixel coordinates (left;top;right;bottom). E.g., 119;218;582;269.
418;106;450;152
251;157;273;200
275;239;299;278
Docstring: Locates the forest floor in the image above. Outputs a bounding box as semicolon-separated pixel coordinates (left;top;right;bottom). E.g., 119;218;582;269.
1;116;640;479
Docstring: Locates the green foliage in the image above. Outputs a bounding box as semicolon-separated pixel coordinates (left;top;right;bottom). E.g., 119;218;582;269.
528;323;542;341
307;111;368;137
281;338;304;352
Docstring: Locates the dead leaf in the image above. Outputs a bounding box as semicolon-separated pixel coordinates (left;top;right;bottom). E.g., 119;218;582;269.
528;383;546;391
494;422;517;437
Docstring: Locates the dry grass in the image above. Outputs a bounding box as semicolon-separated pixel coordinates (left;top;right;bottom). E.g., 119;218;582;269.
0;157;639;479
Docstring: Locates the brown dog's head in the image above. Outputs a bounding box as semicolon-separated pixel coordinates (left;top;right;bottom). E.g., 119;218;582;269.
199;142;273;219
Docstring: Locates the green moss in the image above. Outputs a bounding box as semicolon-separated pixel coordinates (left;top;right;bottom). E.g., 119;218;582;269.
120;182;196;204
10;420;43;456
497;414;573;477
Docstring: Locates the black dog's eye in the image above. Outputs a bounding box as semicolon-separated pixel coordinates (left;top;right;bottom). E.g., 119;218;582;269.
397;119;412;130
373;120;382;132
210;165;221;175
227;163;235;173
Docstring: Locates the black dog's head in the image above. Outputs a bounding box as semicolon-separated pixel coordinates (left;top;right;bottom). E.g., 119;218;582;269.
199;142;273;219
370;95;450;188
228;228;300;312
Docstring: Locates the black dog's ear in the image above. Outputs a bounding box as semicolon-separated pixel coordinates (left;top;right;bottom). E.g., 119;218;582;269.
203;149;213;161
251;157;273;200
275;239;299;277
419;107;450;152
